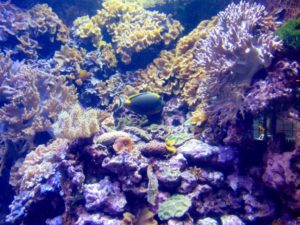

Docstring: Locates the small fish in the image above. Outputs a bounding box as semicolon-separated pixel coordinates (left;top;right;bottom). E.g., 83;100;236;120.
257;124;265;140
118;92;164;115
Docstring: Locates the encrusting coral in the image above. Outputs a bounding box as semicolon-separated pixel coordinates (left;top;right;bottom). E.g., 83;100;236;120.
52;103;108;140
158;194;191;221
0;53;77;148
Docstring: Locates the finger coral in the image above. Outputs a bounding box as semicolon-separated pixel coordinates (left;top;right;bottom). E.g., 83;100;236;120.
0;53;78;147
52;103;107;140
193;1;283;126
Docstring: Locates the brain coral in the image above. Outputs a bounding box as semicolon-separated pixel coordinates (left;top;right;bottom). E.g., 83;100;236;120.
0;53;77;148
158;194;191;221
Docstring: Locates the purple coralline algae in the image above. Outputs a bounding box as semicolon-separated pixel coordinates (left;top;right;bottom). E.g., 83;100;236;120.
246;59;300;113
263;146;300;212
84;177;127;215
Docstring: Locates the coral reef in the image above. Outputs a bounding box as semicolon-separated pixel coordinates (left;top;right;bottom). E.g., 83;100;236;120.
122;207;157;225
265;0;300;20
84;177;127;215
6;139;69;224
245;59;300;113
0;53;77;147
113;136;135;154
73;0;183;64
0;3;69;58
263;146;300;212
1;0;300;224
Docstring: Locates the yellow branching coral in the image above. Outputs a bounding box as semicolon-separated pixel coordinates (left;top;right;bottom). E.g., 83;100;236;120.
52;104;108;140
127;18;217;102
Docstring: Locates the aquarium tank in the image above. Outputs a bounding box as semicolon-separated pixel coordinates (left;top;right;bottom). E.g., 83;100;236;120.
0;0;300;224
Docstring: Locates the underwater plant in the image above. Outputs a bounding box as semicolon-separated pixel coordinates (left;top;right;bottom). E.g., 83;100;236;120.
276;19;300;49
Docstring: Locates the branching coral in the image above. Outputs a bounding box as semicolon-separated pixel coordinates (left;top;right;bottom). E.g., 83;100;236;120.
0;53;78;147
73;0;183;64
193;1;282;126
52;44;116;86
0;3;30;42
12;139;69;192
72;15;104;48
52;103;108;140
